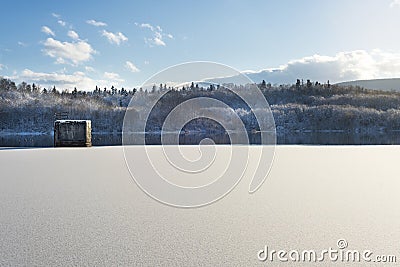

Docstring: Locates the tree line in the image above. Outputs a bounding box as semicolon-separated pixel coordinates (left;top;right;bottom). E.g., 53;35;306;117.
1;76;400;136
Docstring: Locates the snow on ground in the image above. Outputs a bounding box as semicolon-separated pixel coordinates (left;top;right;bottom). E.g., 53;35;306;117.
0;145;399;266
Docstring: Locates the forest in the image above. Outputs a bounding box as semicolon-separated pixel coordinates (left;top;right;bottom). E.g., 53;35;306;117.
1;76;400;140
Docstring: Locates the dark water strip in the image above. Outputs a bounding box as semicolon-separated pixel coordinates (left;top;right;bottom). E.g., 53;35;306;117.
1;131;400;147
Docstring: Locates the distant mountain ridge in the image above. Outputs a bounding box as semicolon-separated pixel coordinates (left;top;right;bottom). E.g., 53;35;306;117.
206;72;400;92
335;78;400;92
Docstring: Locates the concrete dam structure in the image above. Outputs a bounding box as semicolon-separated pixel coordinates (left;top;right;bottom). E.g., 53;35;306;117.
54;120;92;147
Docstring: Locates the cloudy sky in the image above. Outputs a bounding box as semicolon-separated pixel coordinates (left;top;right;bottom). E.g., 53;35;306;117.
0;0;400;90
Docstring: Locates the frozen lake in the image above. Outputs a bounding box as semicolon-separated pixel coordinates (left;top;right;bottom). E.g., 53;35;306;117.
0;146;399;266
2;131;400;147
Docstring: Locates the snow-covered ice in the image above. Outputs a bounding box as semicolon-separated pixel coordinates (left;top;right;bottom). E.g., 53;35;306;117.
0;145;399;266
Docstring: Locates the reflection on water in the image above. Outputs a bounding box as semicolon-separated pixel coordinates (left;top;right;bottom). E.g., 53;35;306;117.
1;131;400;147
0;133;122;147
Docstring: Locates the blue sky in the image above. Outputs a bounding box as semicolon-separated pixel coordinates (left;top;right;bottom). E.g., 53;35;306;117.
1;0;400;90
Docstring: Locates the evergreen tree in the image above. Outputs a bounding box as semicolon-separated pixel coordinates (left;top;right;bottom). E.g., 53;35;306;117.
261;80;267;88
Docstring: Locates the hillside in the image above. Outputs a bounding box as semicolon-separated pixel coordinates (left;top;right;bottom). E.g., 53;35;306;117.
336;78;400;92
2;76;400;145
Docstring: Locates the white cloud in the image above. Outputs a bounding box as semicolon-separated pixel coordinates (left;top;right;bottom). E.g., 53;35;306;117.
41;26;55;36
18;69;125;90
18;41;27;47
101;30;128;45
151;37;166;46
138;23;154;31
42;37;96;65
238;50;400;84
136;22;172;47
58;20;66;27
86;19;107;27
85;66;95;72
104;72;124;82
20;69;96;90
52;13;61;19
50;13;67;27
390;0;400;7
125;61;140;73
0;63;5;70
67;30;79;40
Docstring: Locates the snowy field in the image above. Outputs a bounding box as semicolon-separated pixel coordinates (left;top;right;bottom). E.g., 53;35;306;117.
1;145;400;266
